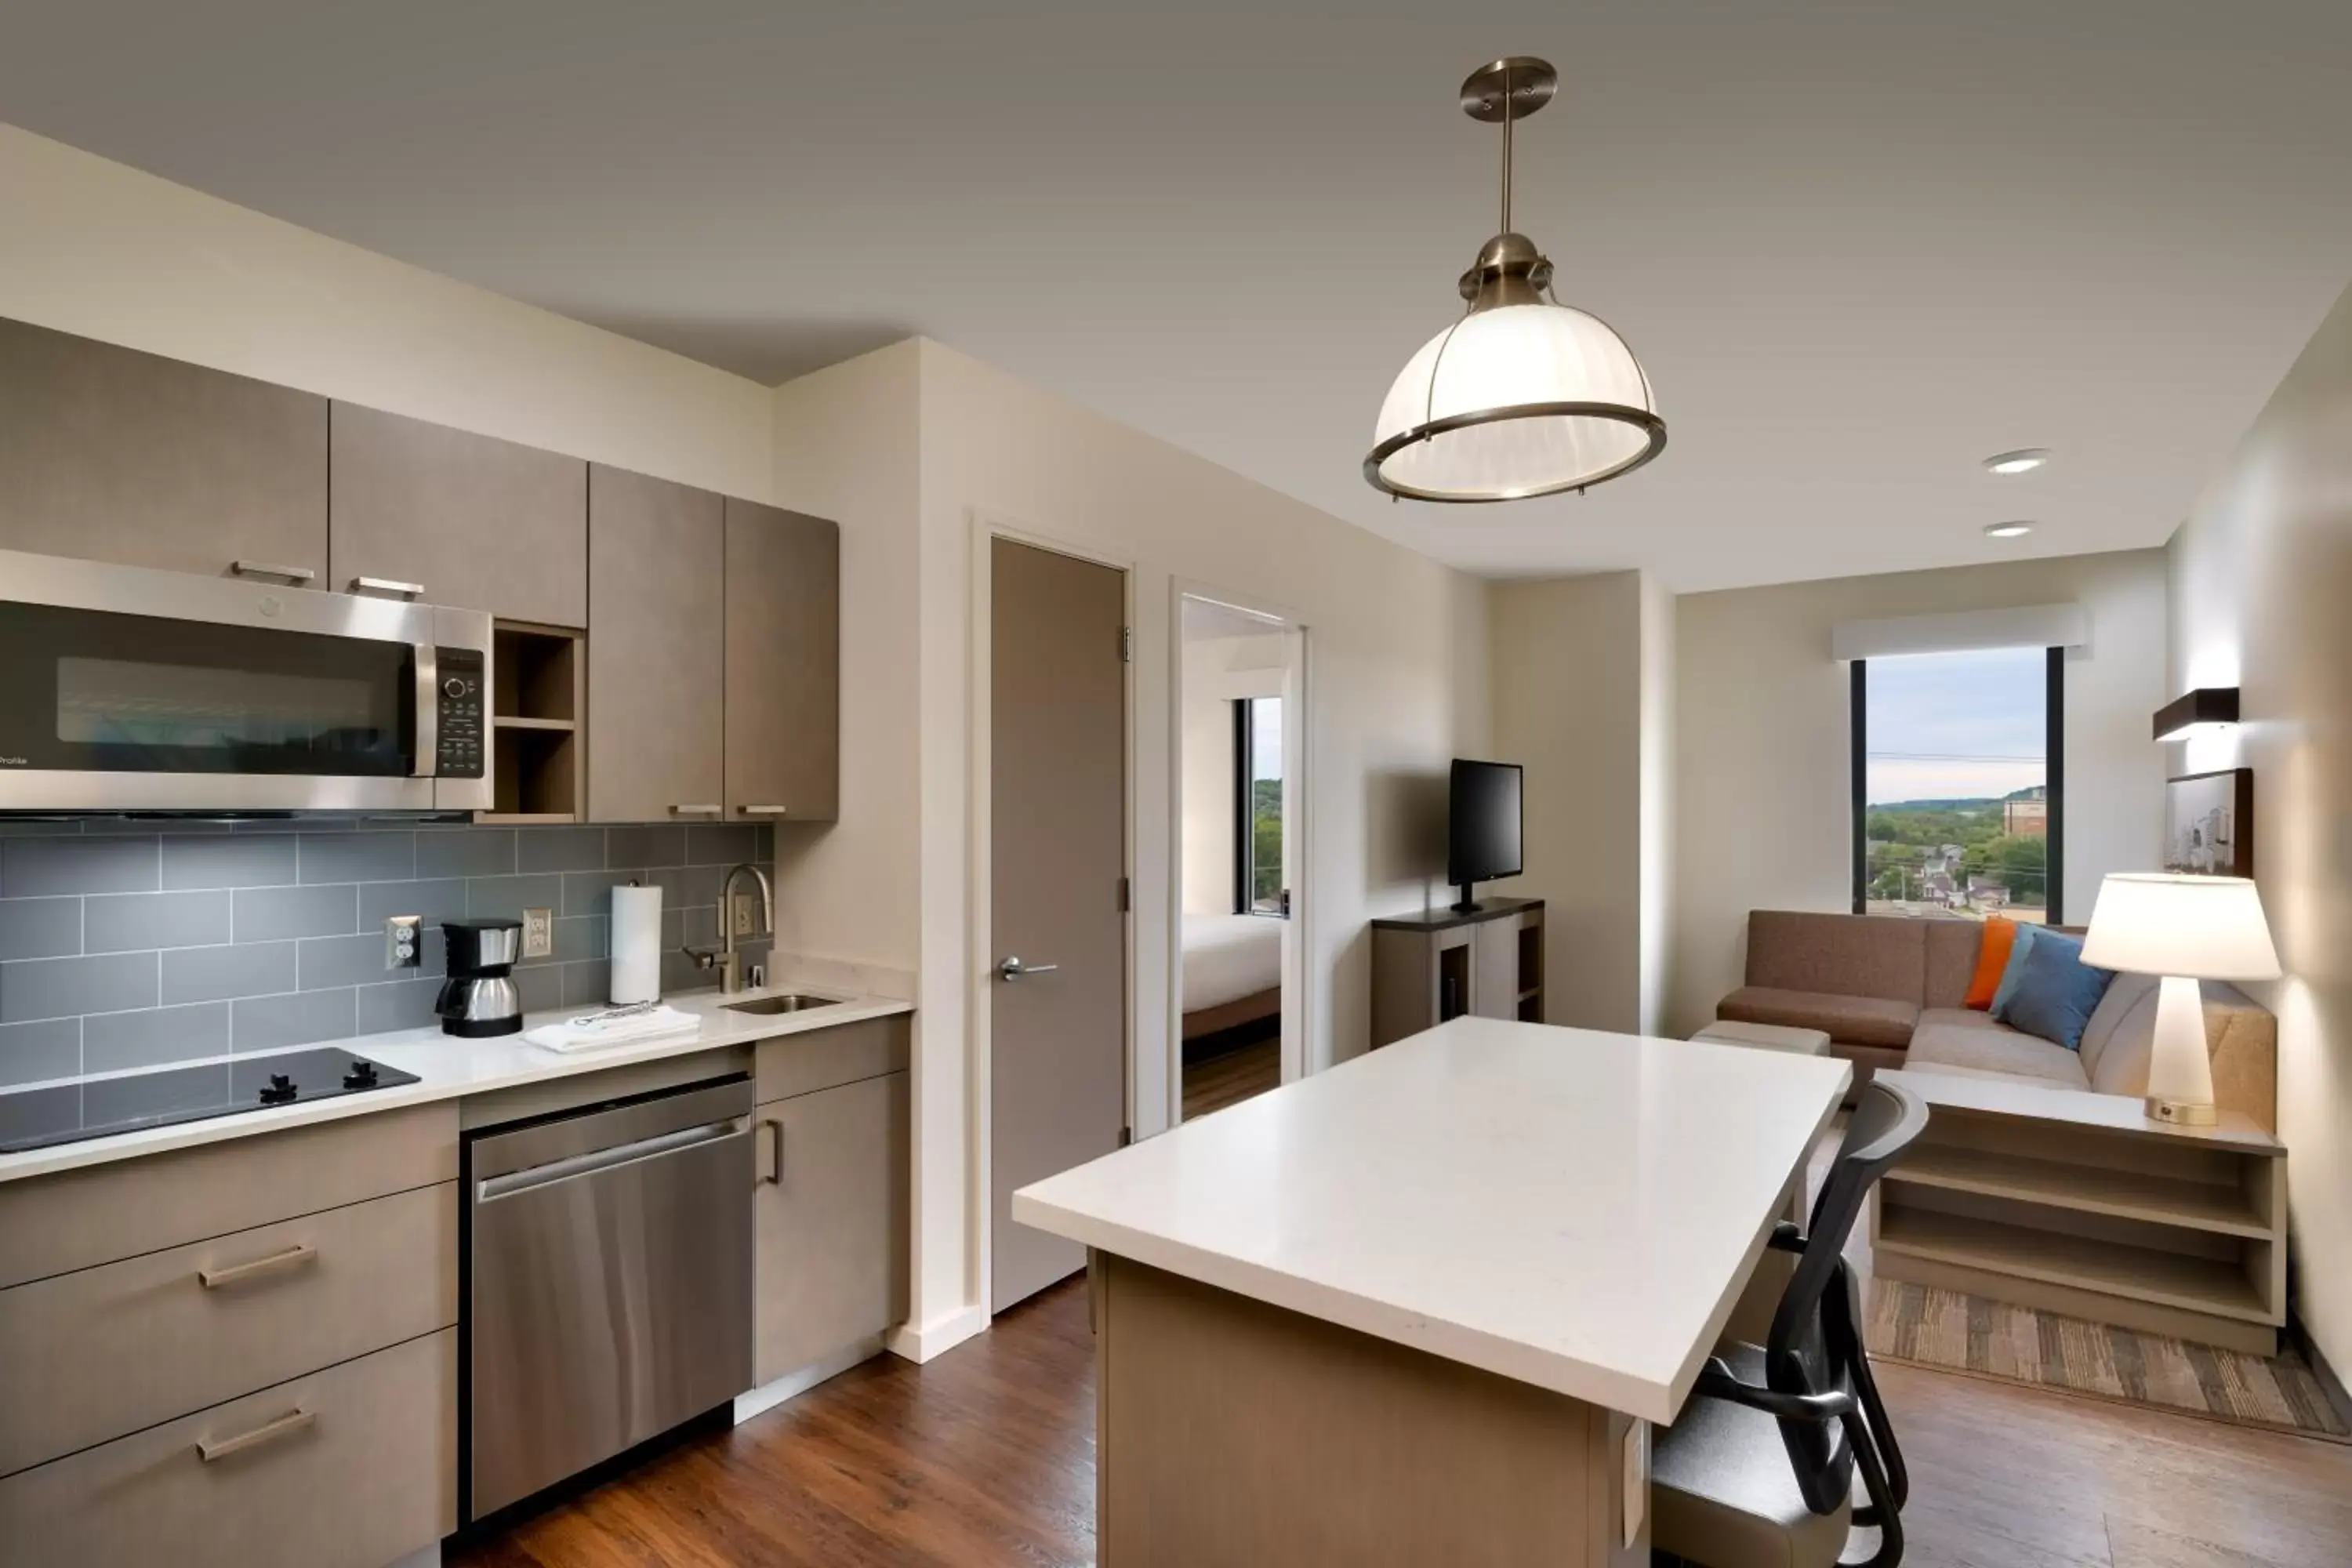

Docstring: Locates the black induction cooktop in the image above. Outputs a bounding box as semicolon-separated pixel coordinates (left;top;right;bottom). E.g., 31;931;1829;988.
0;1047;421;1154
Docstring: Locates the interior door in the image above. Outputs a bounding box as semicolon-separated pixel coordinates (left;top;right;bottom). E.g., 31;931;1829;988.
991;538;1127;1312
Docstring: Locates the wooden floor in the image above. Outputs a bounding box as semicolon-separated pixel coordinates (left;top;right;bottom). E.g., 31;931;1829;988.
1180;1036;1279;1120
452;1272;2352;1567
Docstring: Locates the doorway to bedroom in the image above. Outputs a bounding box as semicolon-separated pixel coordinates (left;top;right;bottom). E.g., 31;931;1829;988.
1177;593;1303;1120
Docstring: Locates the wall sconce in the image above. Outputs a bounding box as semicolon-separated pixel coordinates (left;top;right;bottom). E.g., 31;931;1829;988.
2153;687;2239;742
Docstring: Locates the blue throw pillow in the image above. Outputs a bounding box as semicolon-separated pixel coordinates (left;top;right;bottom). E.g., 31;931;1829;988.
1996;929;2115;1052
1987;924;2040;1016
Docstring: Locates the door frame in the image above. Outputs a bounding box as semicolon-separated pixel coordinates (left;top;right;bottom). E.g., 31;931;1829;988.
968;510;1137;1322
1170;580;1312;1112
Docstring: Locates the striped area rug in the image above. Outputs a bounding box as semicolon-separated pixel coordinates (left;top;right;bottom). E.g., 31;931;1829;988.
1867;1279;2349;1442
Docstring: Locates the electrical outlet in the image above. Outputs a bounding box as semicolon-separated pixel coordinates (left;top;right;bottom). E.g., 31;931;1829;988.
731;891;758;937
384;914;423;971
521;906;554;960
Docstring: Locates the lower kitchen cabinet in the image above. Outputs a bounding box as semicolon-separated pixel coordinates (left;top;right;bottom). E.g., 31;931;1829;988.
753;1069;911;1384
0;1327;456;1568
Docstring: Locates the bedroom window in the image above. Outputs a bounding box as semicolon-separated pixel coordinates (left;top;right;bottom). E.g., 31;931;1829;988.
1233;696;1286;916
1851;646;2063;924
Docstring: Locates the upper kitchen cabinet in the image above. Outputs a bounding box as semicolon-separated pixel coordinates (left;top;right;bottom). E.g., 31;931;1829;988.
586;464;725;822
329;403;586;625
0;317;326;582
724;499;841;823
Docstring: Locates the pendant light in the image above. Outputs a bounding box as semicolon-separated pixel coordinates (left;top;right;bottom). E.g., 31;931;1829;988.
1366;57;1665;503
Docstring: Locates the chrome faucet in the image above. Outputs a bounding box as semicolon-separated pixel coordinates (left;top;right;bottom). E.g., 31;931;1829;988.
681;862;775;994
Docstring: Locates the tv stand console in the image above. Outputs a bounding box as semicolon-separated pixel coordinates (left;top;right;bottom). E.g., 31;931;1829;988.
1370;898;1544;1048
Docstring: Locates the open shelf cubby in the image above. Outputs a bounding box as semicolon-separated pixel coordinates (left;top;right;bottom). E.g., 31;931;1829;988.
480;622;585;824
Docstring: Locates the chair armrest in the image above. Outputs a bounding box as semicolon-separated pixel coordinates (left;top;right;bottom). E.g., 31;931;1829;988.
1694;1358;1856;1423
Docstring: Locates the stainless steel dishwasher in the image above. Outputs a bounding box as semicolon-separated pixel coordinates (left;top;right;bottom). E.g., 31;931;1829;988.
464;1075;754;1522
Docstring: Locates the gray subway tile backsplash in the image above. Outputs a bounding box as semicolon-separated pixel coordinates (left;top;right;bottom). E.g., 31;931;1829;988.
83;890;232;954
162;942;297;1006
0;823;771;1080
0;897;82;963
161;833;297;891
2;951;158;1024
3;835;161;898
85;1002;231;1073
233;988;358;1053
234;883;360;943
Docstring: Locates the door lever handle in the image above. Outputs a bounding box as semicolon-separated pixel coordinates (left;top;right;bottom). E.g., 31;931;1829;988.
997;955;1059;982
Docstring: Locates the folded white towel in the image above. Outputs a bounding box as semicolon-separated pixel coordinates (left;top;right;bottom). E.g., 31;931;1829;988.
524;1004;702;1055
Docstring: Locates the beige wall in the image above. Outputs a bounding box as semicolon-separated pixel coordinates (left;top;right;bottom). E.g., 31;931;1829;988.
1669;550;2170;1036
0;124;773;500
1487;573;1671;1033
2165;277;2352;1371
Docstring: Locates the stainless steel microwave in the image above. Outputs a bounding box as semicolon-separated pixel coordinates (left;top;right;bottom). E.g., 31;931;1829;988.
0;548;492;814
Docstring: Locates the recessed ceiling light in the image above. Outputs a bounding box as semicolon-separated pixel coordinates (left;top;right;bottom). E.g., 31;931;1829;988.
1983;448;2051;475
1984;521;2034;539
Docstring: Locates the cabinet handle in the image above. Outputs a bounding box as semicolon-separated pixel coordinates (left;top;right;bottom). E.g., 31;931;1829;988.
737;804;788;817
350;576;424;599
230;560;316;584
197;1406;315;1463
669;804;723;817
198;1242;319;1290
760;1118;784;1185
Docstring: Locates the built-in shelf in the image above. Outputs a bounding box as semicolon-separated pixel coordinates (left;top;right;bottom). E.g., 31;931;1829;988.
491;622;585;820
1883;1145;2270;1239
1370;900;1543;1047
1876;1205;2268;1324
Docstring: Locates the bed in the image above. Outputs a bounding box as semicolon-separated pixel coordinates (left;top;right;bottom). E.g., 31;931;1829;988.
1181;912;1283;1044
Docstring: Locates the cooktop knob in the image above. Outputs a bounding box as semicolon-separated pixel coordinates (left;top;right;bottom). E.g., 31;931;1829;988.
258;1073;298;1105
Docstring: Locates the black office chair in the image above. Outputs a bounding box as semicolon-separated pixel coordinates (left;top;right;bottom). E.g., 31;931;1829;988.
1652;1079;1927;1568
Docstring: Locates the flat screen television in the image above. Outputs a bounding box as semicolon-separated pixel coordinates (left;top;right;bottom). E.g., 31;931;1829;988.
1447;758;1523;913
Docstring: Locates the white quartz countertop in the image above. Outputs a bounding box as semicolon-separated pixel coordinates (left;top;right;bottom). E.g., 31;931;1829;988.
1011;1016;1851;1425
0;985;913;1185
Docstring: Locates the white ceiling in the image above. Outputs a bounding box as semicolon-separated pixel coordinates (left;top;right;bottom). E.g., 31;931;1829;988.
2;2;2347;591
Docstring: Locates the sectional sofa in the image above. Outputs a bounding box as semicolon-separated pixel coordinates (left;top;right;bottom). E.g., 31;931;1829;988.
1714;909;2278;1130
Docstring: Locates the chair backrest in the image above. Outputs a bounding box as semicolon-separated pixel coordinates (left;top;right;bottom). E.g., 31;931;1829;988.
1764;1079;1929;1515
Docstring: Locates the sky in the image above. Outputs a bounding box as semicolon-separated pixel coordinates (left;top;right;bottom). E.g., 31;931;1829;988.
1864;646;2045;804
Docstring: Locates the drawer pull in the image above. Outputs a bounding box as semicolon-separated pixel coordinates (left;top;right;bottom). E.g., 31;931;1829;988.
198;1243;319;1290
737;804;788;817
230;560;317;584
197;1406;314;1463
668;804;723;817
760;1117;784;1185
350;575;425;598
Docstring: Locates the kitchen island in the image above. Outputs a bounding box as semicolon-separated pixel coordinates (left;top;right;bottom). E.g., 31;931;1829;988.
1011;1015;1851;1567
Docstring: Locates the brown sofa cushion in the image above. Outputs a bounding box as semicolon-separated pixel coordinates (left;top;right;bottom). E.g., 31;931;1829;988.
1744;911;1927;1005
1717;986;1919;1050
1908;1007;2090;1088
1921;921;1984;1010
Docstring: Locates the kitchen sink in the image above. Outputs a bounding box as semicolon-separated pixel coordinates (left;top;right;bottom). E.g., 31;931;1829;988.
722;993;844;1016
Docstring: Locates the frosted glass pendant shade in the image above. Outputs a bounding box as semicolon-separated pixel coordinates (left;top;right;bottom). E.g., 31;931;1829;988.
1368;301;1665;502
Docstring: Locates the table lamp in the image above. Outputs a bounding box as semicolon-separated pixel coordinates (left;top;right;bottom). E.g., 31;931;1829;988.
2079;873;2281;1126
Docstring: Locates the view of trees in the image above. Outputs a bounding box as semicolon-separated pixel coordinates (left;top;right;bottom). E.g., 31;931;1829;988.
1249;777;1283;913
1865;788;2046;914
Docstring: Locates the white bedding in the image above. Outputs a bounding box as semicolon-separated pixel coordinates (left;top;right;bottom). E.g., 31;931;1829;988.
1181;913;1283;1013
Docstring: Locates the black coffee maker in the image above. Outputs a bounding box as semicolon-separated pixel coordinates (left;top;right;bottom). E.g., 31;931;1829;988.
437;917;524;1037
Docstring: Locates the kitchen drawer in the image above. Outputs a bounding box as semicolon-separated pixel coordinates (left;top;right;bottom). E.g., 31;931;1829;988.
755;1014;911;1104
0;1181;456;1477
0;1102;456;1289
0;1327;456;1568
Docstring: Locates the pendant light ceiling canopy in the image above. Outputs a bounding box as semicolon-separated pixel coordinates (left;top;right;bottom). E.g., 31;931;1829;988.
1367;57;1666;504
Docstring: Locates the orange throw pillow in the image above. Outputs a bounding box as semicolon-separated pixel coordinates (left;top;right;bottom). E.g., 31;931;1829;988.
1964;918;2018;1011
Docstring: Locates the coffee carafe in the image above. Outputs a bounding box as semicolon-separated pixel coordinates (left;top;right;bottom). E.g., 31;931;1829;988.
436;917;524;1037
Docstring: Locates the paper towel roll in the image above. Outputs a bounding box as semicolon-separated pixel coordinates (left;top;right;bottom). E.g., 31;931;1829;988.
609;883;663;1005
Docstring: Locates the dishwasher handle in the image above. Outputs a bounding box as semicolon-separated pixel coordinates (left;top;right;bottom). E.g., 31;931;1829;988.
476;1116;749;1202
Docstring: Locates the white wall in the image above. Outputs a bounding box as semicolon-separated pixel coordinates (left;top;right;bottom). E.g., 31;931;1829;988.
1669;549;2170;1036
2166;277;2352;1373
1487;573;1667;1034
0;124;773;499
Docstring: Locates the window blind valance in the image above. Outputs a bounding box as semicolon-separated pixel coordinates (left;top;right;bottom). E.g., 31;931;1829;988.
1831;603;2088;662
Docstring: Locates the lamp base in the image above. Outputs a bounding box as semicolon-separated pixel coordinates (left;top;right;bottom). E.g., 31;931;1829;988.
2145;1095;2220;1127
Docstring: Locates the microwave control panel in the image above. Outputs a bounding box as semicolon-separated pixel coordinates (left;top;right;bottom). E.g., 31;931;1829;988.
435;647;486;779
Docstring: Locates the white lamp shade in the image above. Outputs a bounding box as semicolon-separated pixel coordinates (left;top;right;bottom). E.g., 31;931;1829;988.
1370;302;1661;500
2078;873;2282;981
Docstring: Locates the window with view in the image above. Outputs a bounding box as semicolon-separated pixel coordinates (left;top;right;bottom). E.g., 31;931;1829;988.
1234;696;1286;916
1852;645;2061;924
